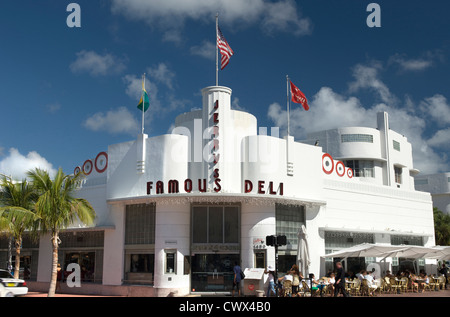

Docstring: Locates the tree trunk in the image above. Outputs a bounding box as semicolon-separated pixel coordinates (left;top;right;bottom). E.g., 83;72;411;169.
14;236;22;279
48;231;59;297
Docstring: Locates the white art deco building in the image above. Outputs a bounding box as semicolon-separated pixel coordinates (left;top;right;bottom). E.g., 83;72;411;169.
1;85;436;296
414;172;450;215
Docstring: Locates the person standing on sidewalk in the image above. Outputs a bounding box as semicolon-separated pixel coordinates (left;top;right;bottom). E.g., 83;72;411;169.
232;261;243;297
334;262;350;297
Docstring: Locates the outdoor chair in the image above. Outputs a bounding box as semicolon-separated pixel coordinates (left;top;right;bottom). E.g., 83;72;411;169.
300;280;318;297
345;279;352;294
350;278;361;296
428;277;438;291
389;278;400;294
382;277;391;293
438;275;446;290
282;280;292;297
360;279;370;296
399;277;408;293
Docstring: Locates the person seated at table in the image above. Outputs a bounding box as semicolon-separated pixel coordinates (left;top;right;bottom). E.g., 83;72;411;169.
406;271;419;293
289;265;300;296
356;270;366;281
363;271;378;296
327;272;336;295
384;270;394;279
316;276;329;297
307;273;320;296
278;270;293;294
417;271;429;293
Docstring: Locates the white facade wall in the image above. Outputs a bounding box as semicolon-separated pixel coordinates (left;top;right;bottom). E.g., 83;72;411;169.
415;172;450;215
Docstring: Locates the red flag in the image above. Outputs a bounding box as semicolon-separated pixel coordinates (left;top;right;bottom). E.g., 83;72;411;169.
290;81;309;111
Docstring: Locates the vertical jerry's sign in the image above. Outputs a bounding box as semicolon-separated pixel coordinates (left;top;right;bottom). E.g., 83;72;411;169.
211;99;221;192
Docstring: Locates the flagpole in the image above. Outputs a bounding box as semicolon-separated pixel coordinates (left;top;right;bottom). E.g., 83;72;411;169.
142;73;145;134
216;13;219;86
286;75;290;136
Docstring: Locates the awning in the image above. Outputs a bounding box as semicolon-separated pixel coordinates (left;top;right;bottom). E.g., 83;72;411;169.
322;243;450;260
321;243;407;259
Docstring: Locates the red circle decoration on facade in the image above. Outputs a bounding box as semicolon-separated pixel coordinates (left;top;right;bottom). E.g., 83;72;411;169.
82;159;93;175
248;284;255;291
74;166;81;175
94;152;108;174
322;153;334;175
347;168;354;178
336;161;345;177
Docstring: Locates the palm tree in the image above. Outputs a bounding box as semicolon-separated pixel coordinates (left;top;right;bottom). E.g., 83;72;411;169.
27;168;96;297
434;207;450;246
0;176;38;279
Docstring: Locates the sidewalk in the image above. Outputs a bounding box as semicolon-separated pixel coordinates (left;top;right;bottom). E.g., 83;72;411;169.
377;289;450;297
23;291;124;297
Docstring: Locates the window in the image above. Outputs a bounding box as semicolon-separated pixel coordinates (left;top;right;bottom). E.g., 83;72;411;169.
325;231;374;250
448;177;450;183
254;251;266;269
393;140;401;151
344;160;375;178
125;203;156;245
64;252;97;282
341;134;373;143
59;231;104;248
276;204;305;247
391;235;423;246
130;254;154;273
165;250;176;274
192;205;239;244
414;179;428;186
394;166;402;184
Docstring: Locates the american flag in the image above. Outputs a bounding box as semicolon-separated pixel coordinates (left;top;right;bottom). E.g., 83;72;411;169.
217;25;234;70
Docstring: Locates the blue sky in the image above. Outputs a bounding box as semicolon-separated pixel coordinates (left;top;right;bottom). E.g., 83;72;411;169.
0;0;449;179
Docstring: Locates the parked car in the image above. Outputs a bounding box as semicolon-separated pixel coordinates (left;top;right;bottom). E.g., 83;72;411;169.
0;269;28;297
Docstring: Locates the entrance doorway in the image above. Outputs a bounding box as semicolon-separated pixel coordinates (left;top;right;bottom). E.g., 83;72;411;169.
191;253;240;292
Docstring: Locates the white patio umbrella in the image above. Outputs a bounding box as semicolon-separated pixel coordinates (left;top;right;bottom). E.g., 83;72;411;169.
424;246;450;261
380;245;444;260
322;243;411;273
297;225;310;275
322;243;409;259
379;245;445;274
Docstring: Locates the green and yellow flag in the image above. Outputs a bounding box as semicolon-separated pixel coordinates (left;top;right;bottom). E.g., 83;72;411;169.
137;90;150;112
137;78;150;112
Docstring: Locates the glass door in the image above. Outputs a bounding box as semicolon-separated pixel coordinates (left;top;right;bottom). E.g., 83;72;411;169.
191;254;240;292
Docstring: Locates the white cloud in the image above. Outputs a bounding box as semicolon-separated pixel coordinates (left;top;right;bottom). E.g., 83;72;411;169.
388;51;444;72
348;62;396;105
148;63;176;90
111;0;312;41
0;148;57;180
45;102;61;113
190;40;216;61
428;128;450;149
70;50;127;76
389;54;433;72
83;107;139;135
231;97;247;111
420;94;450;125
